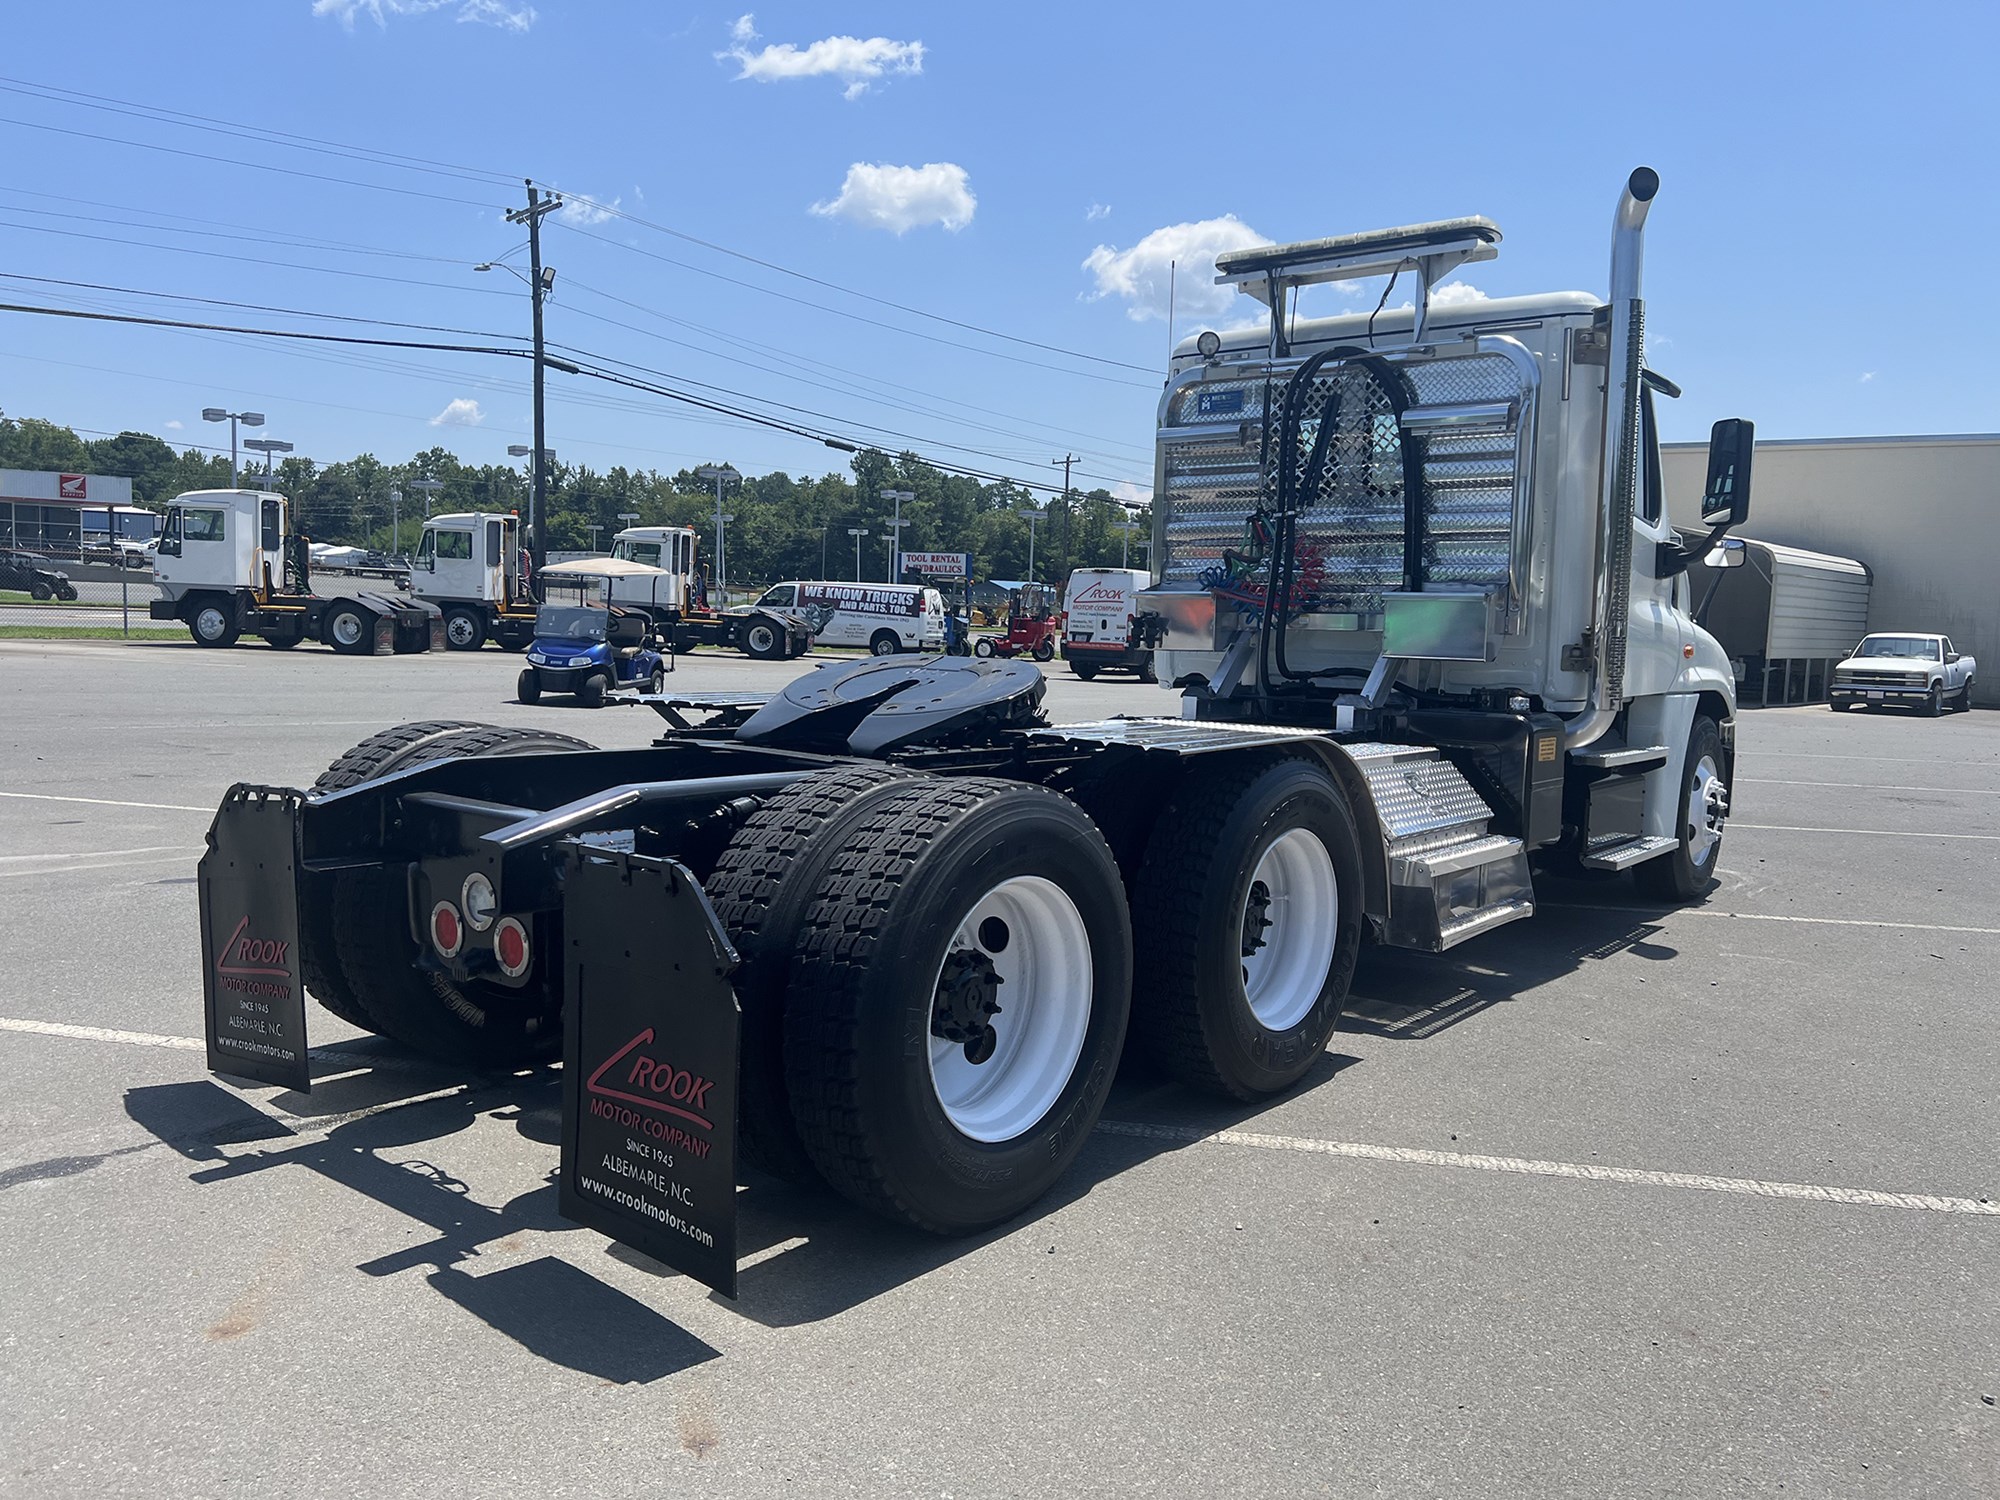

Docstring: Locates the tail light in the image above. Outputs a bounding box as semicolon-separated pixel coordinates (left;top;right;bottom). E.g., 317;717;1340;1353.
493;916;532;979
429;901;464;959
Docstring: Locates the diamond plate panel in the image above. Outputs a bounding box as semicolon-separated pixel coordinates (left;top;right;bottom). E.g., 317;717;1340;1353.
1354;752;1494;844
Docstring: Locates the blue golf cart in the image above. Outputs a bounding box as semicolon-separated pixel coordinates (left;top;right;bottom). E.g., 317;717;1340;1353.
517;586;668;708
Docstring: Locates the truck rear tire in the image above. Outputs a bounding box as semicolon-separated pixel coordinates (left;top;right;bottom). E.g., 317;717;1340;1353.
706;766;915;1183
443;607;486;651
323;601;371;655
189;600;239;649
782;779;1131;1233
324;724;595;1065
1130;754;1363;1101
1636;714;1727;902
743;618;783;660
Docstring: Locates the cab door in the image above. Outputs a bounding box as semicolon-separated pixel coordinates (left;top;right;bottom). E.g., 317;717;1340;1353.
1623;385;1688;698
483;518;506;603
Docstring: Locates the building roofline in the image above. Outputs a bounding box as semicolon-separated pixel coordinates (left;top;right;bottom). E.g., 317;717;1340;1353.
1663;433;2000;451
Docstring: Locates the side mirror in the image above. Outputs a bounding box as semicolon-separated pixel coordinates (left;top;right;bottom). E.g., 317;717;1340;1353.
1700;418;1754;527
1704;536;1747;569
1947;652;1961;664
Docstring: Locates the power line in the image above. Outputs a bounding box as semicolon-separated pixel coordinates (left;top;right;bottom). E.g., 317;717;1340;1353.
0;193;472;265
0;300;535;357
542;187;1157;375
0;273;524;341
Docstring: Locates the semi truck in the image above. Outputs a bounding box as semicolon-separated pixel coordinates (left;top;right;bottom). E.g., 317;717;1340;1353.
193;169;1751;1295
150;489;441;653
409;510;538;651
600;524;812;658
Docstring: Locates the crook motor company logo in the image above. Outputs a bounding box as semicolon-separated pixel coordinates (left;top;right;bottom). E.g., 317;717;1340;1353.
1069;581;1130;608
585;1027;720;1158
214;915;291;980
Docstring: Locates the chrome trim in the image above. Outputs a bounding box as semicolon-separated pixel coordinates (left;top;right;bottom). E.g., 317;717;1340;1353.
1156;421;1254;446
1399;401;1515;431
1475;333;1541;635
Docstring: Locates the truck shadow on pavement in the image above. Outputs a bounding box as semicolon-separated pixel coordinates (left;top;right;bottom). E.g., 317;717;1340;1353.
120;894;1681;1357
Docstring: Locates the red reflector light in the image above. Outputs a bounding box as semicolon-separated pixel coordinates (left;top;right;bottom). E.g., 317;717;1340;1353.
429;901;463;958
494;916;531;978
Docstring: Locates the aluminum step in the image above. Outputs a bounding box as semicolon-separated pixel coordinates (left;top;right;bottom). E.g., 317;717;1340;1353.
1579;834;1679;871
1570;742;1669;770
1387;832;1534;952
1436;899;1536;949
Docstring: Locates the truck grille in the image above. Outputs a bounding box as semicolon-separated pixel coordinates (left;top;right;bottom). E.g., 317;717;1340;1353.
1836;669;1926;688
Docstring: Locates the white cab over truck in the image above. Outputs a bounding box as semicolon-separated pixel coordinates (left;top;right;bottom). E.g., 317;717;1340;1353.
149;489;440;653
193;170;1756;1296
409;511;538;651
602;525;812;658
1830;634;1976;714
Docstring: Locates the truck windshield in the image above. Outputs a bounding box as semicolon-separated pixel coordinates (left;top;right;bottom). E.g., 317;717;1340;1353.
1857;636;1938;660
535;605;606;642
613;540;663;568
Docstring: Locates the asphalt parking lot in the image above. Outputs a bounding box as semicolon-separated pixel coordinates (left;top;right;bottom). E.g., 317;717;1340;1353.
1;637;1995;1498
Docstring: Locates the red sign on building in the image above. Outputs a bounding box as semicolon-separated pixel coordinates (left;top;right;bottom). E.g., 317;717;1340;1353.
58;474;87;500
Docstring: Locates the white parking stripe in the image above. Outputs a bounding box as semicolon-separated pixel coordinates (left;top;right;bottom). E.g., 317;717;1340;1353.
0;1015;459;1079
1740;778;2000;796
1554;905;2000;937
0;854;199;880
0;791;213;813
1734;823;2000;841
1095;1121;2000;1216
1763;751;2000;766
0;845;201;863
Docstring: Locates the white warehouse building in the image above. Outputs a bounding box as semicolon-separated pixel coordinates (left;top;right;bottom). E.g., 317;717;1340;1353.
1664;433;1999;708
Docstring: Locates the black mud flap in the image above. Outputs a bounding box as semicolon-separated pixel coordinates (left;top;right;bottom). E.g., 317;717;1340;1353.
559;847;741;1297
197;785;312;1093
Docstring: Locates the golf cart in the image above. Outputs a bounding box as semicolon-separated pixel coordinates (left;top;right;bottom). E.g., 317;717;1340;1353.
517;567;670;708
973;581;1060;661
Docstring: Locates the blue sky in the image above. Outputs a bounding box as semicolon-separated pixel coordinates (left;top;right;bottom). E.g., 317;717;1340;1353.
3;1;1994;499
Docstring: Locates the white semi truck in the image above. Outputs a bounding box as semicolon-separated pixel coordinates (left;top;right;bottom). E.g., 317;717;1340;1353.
193;169;1752;1295
409;511;539;651
602;524;812;658
149;489;441;653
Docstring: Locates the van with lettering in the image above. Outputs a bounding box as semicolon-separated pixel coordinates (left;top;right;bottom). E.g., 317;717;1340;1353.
1060;567;1162;681
754;580;945;655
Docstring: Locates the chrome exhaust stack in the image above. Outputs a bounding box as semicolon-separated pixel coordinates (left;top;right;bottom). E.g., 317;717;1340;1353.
1567;166;1659;750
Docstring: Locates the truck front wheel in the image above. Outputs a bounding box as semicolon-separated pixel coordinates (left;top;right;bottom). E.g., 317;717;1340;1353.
783;779;1131;1233
443;607;486;651
1130;754;1363;1100
189;600;240;648
1636;715;1728;901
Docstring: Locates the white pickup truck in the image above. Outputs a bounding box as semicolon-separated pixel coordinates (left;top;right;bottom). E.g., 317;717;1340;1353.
1829;633;1977;715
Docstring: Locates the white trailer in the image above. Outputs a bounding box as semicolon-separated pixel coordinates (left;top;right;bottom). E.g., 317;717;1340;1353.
149;489;440;653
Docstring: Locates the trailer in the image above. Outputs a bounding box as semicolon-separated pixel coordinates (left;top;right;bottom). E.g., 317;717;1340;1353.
193;169;1754;1295
149;489;441;653
409;510;539;651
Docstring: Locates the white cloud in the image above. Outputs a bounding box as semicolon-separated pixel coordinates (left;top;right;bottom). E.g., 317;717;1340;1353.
312;0;534;32
1859;371;1877;383
811;162;975;234
557;195;619;227
1082;215;1269;323
720;17;923;100
1427;280;1489;308
163;419;183;430
1086;203;1111;221
430;398;485;428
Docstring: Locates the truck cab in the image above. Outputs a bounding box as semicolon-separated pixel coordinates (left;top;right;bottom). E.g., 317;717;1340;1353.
411;511;537;650
608;527;701;614
154;489;285;600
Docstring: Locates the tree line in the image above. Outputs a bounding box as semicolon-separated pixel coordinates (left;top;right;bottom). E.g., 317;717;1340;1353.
0;412;1151;587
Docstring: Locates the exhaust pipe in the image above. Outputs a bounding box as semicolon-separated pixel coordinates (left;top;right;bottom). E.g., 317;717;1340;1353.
1567;166;1659;750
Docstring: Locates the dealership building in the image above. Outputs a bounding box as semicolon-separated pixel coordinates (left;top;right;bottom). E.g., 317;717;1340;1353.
1665;433;1999;708
0;469;152;556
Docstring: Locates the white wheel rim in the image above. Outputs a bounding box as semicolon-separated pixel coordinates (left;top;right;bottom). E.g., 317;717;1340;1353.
195;607;226;640
448;616;477;645
332;612;363;646
1686;753;1727;865
1239;827;1338;1030
749;625;774;651
926;875;1092;1144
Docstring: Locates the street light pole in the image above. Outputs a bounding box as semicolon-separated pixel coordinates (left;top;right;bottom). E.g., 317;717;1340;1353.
203;408;265;486
879;487;914;581
695;464;740;594
847;527;869;580
1024;508;1044;583
407;478;443;560
243;437;292;495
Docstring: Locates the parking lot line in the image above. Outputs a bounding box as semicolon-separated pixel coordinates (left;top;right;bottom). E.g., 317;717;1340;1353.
0;790;213;813
0;845;201;863
1554;905;2000;937
1761;751;2000;765
1096;1121;2000;1216
1740;777;2000;795
1734;822;2000;840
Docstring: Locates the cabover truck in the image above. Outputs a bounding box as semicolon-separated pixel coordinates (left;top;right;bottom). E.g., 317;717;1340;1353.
150;489;441;653
409;511;539;651
603;525;813;659
193;169;1752;1295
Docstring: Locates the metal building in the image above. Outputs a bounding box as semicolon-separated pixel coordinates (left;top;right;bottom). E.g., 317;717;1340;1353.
1664;434;1999;707
1687;539;1871;705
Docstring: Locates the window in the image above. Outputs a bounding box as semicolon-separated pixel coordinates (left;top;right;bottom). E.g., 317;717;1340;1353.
619;541;663;568
1639;387;1664;524
434;530;472;560
485;520;503;562
759;585;796;607
183;508;227;543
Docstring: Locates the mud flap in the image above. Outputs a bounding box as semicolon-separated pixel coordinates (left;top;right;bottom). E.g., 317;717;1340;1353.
198;785;312;1093
558;847;741;1297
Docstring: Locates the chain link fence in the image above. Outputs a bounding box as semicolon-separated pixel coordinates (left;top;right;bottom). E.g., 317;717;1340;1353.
0;550;179;640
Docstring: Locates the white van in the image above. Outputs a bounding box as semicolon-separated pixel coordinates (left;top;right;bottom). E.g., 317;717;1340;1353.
755;580;945;655
1060;567;1160;681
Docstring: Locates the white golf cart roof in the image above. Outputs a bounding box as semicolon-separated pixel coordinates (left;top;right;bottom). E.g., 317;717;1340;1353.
540;557;673;579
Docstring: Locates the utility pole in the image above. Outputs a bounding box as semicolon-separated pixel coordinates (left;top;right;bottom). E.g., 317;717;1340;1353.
1052;455;1076;578
506;181;563;584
